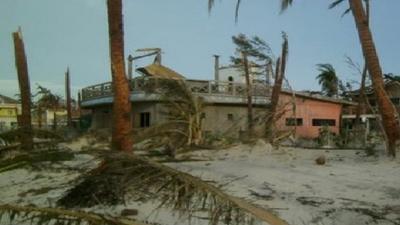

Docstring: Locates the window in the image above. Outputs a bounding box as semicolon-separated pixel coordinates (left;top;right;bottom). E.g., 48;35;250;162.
312;119;336;127
227;113;234;121
228;76;234;82
201;113;206;119
140;112;150;128
285;118;303;126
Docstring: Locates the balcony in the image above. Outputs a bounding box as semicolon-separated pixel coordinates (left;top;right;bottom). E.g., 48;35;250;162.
81;77;272;106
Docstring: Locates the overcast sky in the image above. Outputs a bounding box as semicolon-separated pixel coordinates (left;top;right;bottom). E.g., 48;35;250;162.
1;0;400;99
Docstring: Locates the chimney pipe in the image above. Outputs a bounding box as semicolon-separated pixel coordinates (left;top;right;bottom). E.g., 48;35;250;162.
127;55;133;80
213;55;220;81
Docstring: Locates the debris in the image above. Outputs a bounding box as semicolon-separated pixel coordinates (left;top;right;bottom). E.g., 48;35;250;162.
315;155;326;165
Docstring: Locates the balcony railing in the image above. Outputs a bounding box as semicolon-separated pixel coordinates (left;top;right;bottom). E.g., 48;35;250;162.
81;77;271;102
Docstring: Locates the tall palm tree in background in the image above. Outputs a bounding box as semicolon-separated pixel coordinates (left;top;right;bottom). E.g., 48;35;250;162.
12;28;33;151
316;64;339;97
106;0;133;152
209;0;399;157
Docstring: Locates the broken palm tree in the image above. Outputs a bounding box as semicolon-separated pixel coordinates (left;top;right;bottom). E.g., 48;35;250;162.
107;0;133;152
230;34;274;139
266;33;289;143
12;28;33;151
58;153;288;225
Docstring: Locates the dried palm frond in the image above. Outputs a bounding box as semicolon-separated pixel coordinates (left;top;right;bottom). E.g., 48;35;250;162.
0;204;143;225
141;78;205;149
0;128;63;146
58;153;288;225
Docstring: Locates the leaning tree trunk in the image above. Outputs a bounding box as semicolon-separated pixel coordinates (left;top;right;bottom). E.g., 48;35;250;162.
354;0;369;130
242;51;253;138
350;0;400;157
65;67;72;127
107;0;133;152
266;34;288;142
12;28;33;151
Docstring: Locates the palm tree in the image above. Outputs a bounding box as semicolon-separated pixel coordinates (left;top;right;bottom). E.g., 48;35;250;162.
106;0;133;152
346;0;400;157
12;28;33;151
35;85;62;129
316;64;339;97
210;0;399;157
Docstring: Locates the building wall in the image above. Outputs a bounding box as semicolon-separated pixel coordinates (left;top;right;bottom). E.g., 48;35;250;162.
202;104;267;137
276;93;343;139
0;104;19;131
89;102;267;138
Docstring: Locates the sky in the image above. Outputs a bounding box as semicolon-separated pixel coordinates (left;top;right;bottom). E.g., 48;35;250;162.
1;0;400;99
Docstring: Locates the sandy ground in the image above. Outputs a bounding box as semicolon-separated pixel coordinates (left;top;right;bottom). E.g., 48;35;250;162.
168;141;400;225
0;139;399;225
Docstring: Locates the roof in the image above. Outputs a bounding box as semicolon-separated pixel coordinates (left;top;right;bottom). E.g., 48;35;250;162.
349;80;400;96
281;90;357;106
0;94;18;104
136;64;185;80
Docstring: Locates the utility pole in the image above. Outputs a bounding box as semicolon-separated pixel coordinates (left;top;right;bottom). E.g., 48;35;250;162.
65;67;72;127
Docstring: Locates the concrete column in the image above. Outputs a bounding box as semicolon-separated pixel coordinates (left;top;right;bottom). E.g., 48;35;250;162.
213;55;220;81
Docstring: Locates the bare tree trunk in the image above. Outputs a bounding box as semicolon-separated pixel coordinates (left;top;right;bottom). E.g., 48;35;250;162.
242;52;253;137
266;34;288;142
38;106;42;128
65;67;72;127
354;0;369;129
53;111;57;131
355;66;368;128
107;0;133;152
350;0;400;157
12;28;33;151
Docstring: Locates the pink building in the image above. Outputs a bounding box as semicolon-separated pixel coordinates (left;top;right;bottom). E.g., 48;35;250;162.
276;91;355;139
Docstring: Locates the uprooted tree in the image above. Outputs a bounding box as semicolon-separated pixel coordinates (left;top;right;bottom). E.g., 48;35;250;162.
12;28;33;151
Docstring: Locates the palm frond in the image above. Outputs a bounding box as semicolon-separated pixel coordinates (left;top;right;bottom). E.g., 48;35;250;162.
234;0;241;23
208;0;215;13
329;0;346;9
280;0;293;13
58;153;288;225
0;204;142;225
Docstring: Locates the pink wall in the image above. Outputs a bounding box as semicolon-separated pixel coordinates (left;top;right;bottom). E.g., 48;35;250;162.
276;93;343;139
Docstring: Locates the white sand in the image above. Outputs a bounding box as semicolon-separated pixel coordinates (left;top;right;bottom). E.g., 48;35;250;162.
0;140;399;225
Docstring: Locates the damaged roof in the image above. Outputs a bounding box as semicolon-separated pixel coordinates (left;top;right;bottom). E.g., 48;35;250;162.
136;64;185;80
0;94;18;104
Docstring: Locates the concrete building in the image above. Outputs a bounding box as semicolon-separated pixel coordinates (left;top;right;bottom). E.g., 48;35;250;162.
0;94;20;132
277;91;355;139
342;80;400;135
81;63;353;140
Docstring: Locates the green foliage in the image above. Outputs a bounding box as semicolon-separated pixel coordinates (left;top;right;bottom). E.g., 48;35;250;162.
316;63;339;97
231;34;274;80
